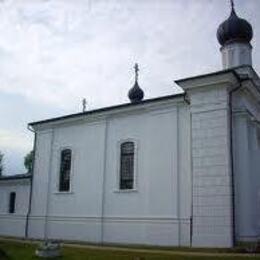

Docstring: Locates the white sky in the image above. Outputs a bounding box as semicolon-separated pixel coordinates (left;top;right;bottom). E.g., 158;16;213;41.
0;0;259;175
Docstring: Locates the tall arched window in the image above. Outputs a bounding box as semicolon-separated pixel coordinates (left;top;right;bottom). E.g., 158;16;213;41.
59;149;72;192
120;141;134;190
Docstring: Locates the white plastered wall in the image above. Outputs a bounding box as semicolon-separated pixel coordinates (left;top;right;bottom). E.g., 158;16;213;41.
231;71;260;243
28;100;192;246
177;73;237;248
0;179;30;237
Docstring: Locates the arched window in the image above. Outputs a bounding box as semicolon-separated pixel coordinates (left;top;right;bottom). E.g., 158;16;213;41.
59;149;72;192
120;141;135;190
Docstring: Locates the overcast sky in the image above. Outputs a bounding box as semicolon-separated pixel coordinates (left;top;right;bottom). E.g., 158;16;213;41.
0;0;259;175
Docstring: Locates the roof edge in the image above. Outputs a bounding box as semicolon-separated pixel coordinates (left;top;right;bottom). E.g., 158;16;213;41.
0;173;32;181
28;93;185;127
175;65;254;84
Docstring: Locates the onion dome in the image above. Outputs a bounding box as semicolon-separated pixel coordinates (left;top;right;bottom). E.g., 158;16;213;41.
128;63;144;103
217;2;253;46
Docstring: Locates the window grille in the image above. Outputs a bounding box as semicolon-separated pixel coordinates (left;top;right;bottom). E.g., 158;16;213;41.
120;142;134;190
59;149;72;192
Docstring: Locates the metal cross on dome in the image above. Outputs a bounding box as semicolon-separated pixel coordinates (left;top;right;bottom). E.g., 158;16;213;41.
134;63;139;83
82;98;87;112
230;0;235;11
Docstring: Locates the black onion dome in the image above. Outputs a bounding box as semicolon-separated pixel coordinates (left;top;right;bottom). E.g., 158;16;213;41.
128;81;144;103
217;9;253;46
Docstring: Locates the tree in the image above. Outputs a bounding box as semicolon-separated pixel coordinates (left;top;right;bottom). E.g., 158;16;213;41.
0;151;4;176
24;151;34;173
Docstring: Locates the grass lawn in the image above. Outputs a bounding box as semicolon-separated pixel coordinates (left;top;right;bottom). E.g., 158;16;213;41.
0;240;259;260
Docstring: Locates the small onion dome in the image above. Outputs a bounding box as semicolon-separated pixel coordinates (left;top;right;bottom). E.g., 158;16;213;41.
128;63;144;103
128;81;144;103
217;8;253;46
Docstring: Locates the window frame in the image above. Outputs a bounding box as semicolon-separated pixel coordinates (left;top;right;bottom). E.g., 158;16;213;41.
56;146;74;194
115;138;138;192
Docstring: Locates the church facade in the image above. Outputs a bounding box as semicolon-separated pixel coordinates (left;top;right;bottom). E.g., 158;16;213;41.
0;4;260;248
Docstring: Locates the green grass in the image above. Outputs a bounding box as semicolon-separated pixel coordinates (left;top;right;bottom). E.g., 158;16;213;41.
0;240;259;260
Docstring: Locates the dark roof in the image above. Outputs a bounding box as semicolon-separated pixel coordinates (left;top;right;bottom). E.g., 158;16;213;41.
0;173;32;181
29;93;185;127
217;8;253;46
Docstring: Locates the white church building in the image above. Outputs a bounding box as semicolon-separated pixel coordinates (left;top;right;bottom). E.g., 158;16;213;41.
0;3;259;248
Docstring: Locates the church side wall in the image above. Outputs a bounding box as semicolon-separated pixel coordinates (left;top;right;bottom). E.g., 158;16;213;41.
46;121;106;242
103;109;178;246
232;84;260;243
102;105;191;246
233;113;260;242
188;85;233;247
28;123;106;242
0;180;30;237
28;101;192;246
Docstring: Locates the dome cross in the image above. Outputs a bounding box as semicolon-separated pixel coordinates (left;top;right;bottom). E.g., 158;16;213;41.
230;0;234;10
134;63;139;83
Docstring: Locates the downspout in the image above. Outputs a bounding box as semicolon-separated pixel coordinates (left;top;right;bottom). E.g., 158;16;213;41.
183;93;193;247
100;120;108;244
25;125;37;238
176;105;181;246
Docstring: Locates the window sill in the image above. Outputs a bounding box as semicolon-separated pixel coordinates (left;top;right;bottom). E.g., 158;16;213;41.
113;189;138;193
54;191;74;195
